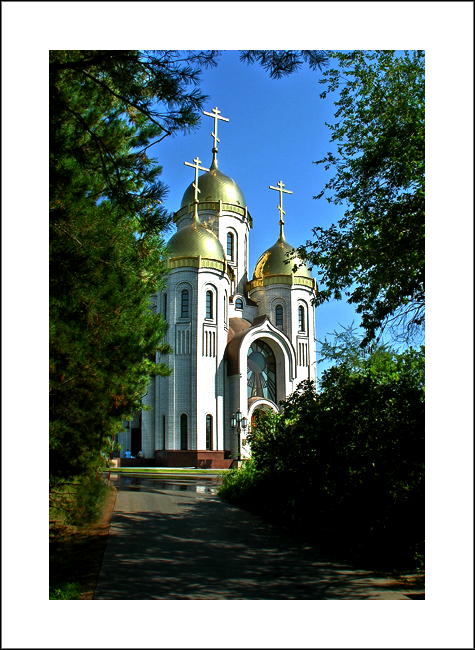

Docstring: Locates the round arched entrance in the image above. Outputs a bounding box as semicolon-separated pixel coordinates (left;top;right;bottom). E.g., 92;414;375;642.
240;398;278;460
247;397;278;429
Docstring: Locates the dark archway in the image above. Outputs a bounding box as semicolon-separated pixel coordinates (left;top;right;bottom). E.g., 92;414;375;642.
180;414;188;450
131;411;142;456
206;414;213;450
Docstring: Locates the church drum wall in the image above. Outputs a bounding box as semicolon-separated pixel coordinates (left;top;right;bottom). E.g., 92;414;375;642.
195;268;230;450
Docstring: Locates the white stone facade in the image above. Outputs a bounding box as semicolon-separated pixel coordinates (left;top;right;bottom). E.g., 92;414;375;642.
118;157;317;460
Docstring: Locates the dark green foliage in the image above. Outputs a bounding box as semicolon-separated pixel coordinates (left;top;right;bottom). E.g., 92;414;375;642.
221;347;424;567
50;51;217;481
49;582;82;600
219;458;271;506
298;51;425;345
240;50;328;78
66;473;110;527
49;471;111;527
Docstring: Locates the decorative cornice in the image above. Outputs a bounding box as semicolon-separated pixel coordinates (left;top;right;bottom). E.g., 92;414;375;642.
168;256;234;281
168;256;222;270
247;275;316;291
173;201;253;227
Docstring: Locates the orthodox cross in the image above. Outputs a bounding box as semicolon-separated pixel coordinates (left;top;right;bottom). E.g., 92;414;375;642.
184;156;209;220
203;106;230;153
184;156;209;202
269;180;293;239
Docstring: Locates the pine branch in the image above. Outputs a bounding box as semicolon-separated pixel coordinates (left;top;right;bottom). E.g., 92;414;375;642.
80;70;172;137
61;103;126;196
50;51;137;72
137;132;171;154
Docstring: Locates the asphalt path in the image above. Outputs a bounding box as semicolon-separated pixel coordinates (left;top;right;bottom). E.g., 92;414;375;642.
94;475;411;600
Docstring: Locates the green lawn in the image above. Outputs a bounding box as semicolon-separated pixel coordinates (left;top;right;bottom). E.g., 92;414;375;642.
105;467;229;476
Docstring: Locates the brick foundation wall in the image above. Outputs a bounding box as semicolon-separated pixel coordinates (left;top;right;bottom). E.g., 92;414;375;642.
155;450;233;469
119;458;154;468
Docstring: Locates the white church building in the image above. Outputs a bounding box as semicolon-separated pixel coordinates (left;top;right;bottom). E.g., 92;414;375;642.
119;107;317;467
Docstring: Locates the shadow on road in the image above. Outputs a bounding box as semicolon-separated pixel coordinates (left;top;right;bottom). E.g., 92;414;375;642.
95;487;413;600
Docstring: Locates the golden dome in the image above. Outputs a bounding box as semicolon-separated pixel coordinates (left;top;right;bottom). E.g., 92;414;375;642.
181;158;246;208
253;236;312;280
167;220;225;261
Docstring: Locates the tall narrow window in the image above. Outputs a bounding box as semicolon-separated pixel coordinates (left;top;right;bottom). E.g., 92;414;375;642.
206;290;213;319
181;289;189;318
275;304;283;328
163;293;167;320
180;414;188;450
226;232;234;261
298;305;306;332
206;414;213;450
235;298;243;310
162;415;166;449
247;340;277;403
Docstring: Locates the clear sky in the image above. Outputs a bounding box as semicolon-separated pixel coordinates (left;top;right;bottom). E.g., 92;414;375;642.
154;50;359;376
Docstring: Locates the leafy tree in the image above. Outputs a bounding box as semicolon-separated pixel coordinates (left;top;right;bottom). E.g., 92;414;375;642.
298;50;425;345
50;50;218;482
223;346;424;566
318;322;394;371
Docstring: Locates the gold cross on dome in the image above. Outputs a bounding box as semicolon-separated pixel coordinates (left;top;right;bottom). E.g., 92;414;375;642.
203;106;230;152
184;156;210;204
269;180;293;238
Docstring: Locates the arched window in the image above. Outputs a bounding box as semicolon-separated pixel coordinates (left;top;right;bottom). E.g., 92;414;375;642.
235;298;243;310
206;414;213;450
180;289;189;318
180;414;188;450
226;232;234;261
205;290;213;319
298;305;306;332
275;304;283;328
247;340;277;403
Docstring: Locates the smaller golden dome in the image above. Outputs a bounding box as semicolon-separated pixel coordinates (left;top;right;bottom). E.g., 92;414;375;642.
181;158;245;208
253;236;312;280
167;220;225;261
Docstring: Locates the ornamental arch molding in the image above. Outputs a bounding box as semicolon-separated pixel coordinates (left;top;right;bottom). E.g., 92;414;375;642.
248;397;279;418
235;318;297;409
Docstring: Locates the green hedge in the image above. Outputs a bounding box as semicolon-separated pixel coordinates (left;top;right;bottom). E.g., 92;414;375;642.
220;348;424;568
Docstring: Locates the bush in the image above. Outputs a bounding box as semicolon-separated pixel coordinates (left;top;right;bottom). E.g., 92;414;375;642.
222;348;424;568
219;459;271;508
49;582;82;600
50;472;110;527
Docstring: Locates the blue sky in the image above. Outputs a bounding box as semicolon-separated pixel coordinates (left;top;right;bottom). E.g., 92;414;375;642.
154;50;359;376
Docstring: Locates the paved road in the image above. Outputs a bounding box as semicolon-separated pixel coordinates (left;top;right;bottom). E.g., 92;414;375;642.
94;476;411;600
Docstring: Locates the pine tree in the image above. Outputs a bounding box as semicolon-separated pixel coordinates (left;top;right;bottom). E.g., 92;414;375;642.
50;50;218;481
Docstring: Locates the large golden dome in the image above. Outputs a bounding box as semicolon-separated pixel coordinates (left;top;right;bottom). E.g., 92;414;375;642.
167;220;225;261
252;236;312;280
181;158;246;208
